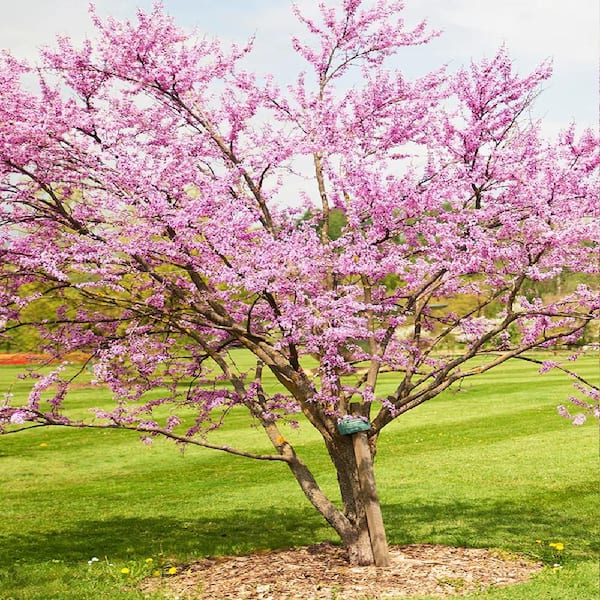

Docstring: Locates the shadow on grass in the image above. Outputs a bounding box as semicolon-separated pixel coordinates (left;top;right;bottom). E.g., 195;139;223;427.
384;482;598;557
4;482;597;566
2;507;330;565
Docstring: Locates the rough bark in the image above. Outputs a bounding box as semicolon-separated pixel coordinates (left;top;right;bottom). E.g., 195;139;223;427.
351;431;390;566
321;432;389;566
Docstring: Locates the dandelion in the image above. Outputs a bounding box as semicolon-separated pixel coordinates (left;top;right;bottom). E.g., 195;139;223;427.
153;570;161;577
167;566;177;575
145;557;153;564
549;542;564;551
121;567;130;575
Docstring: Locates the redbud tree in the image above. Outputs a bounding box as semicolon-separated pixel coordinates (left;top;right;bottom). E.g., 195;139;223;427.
0;1;598;566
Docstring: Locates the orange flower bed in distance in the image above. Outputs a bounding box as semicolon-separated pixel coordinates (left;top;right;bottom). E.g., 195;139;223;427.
0;353;90;365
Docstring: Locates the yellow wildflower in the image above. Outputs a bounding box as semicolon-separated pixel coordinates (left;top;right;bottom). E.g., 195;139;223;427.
549;542;564;551
145;557;153;564
120;567;130;575
167;566;177;575
153;570;161;577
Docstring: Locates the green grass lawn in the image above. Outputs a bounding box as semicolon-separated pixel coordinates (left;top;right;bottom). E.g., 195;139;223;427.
0;352;598;599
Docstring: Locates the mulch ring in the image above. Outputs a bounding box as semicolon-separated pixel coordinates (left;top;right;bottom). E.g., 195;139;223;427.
141;542;543;599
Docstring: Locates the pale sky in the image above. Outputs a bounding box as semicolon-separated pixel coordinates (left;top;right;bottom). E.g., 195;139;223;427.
0;0;598;134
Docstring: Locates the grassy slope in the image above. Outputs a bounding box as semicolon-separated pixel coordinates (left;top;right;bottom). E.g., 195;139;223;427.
0;353;598;599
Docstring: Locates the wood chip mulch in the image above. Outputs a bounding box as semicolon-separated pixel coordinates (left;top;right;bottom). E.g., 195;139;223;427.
141;542;543;599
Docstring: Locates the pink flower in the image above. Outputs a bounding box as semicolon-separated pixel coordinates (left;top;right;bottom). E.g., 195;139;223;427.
10;411;27;424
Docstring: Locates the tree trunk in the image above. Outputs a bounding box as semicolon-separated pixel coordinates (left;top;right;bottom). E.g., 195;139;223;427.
323;432;390;566
345;522;377;566
351;431;390;566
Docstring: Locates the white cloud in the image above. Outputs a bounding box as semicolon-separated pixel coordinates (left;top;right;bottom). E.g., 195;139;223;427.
425;0;599;66
0;0;144;60
399;0;599;130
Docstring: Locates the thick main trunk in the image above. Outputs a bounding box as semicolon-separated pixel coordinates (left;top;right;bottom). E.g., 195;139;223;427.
323;432;390;566
283;436;389;565
254;355;389;565
346;525;377;566
352;431;390;566
270;410;388;566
